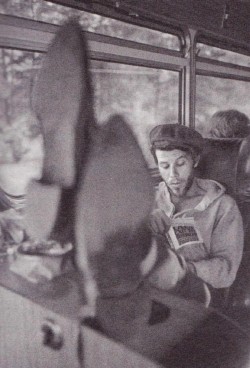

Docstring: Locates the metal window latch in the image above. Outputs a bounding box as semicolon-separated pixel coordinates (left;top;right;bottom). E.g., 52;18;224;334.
184;45;191;58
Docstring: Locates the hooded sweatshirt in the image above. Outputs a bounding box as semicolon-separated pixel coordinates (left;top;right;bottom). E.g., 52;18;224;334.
154;178;244;289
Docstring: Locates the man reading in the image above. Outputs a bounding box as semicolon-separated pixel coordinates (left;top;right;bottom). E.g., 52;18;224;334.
149;123;244;302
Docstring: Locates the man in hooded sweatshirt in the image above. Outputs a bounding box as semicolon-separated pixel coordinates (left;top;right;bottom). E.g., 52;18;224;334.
148;123;244;303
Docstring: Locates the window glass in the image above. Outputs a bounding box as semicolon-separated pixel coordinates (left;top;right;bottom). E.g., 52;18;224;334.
91;60;179;166
0;0;181;51
196;75;250;137
197;43;250;68
0;48;42;163
0;48;179;167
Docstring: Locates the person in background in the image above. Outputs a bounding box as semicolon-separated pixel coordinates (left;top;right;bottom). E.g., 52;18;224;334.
208;109;250;138
148;123;244;304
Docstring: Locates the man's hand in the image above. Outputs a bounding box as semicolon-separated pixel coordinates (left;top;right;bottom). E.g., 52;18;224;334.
148;249;186;290
149;209;171;235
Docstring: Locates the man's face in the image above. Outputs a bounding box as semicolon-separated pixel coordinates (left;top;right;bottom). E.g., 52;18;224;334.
155;149;196;198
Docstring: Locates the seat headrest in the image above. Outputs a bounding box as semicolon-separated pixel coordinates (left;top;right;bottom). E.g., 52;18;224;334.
196;137;250;199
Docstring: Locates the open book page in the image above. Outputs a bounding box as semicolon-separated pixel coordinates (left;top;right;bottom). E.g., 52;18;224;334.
166;217;203;251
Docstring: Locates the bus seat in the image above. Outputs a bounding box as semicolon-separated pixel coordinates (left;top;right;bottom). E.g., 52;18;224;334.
228;134;250;312
195;136;250;310
196;137;250;253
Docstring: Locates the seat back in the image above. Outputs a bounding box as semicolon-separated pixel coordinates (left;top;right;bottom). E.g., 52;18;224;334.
196;138;243;196
196;137;250;250
196;136;250;308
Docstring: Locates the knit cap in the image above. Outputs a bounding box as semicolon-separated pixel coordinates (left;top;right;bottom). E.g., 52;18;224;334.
150;123;204;153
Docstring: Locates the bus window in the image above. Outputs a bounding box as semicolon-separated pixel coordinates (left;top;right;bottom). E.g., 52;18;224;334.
91;60;179;166
0;0;181;51
196;75;250;137
197;43;250;68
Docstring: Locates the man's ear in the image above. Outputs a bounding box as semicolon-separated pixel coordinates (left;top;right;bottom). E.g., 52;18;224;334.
194;154;201;168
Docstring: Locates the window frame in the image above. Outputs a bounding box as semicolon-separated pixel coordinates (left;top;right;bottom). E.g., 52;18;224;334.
0;13;186;124
195;31;250;84
194;31;250;132
44;0;185;51
4;12;250;133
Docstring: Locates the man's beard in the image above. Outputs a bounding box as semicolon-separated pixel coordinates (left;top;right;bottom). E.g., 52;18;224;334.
167;173;195;199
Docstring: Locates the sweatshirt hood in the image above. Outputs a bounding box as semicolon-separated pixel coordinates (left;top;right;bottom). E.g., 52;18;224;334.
194;178;226;212
156;177;226;217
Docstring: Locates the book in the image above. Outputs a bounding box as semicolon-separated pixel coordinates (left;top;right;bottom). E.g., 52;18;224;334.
166;217;203;251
